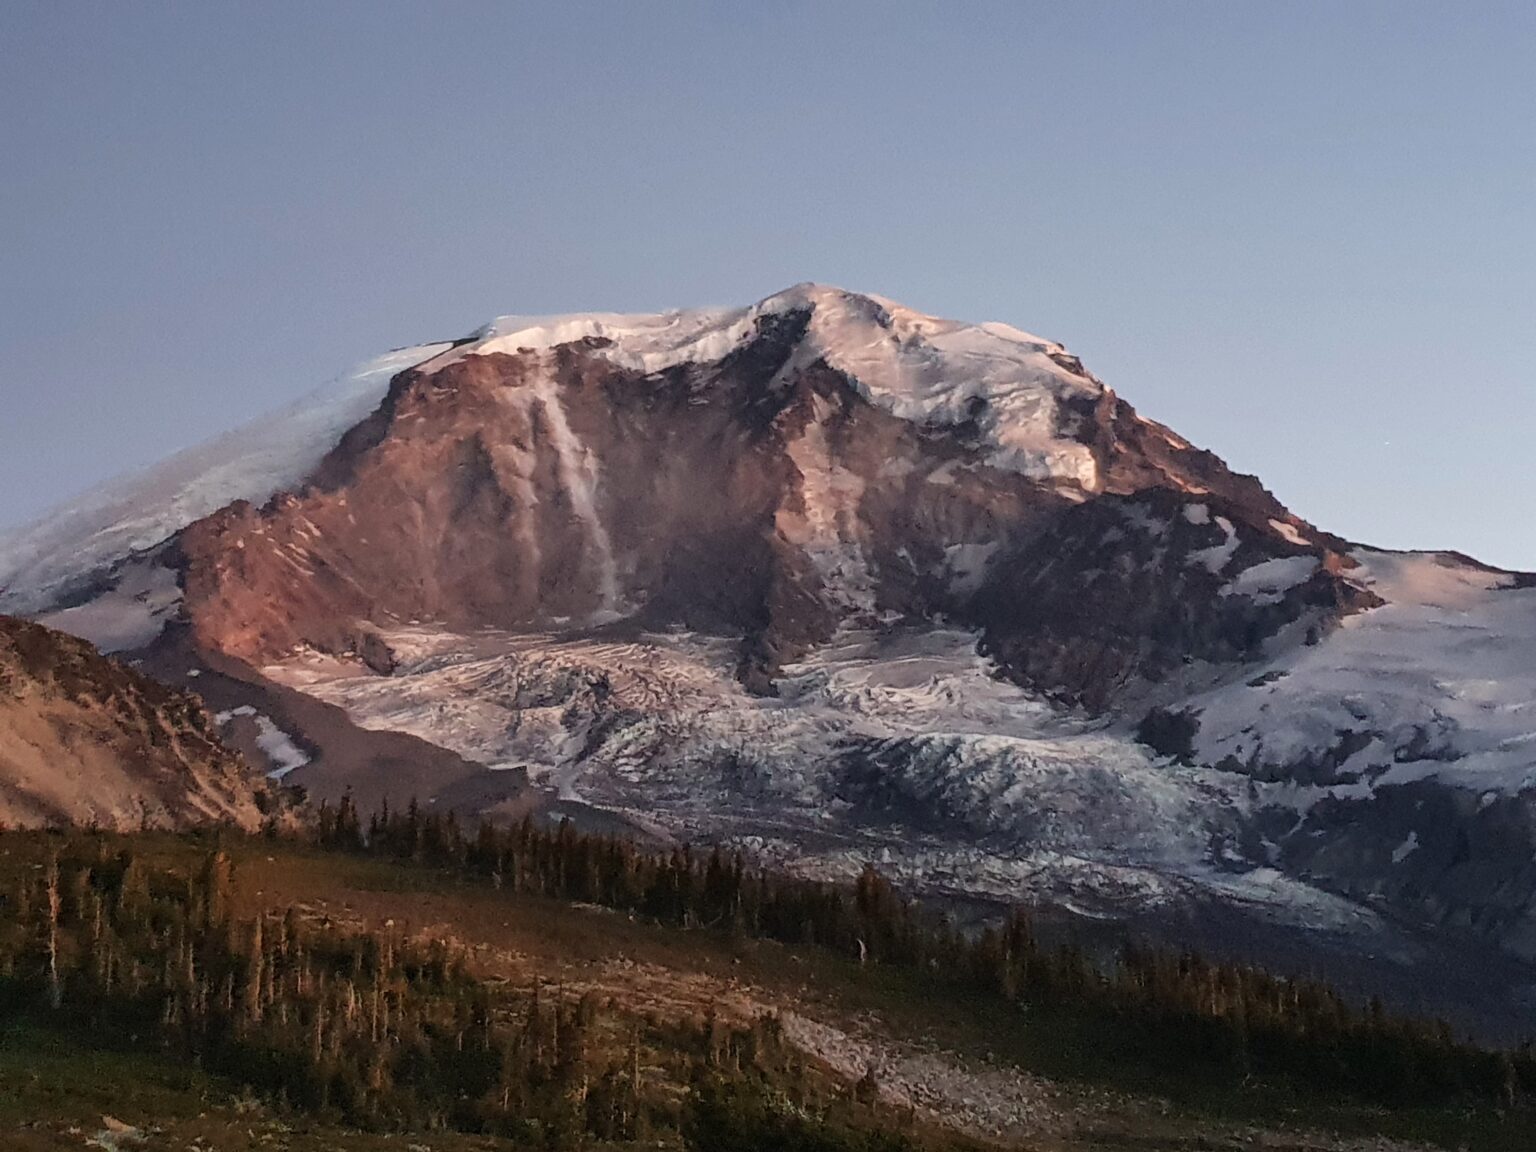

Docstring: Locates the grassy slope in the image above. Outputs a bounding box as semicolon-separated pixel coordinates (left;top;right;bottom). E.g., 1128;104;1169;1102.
0;831;1528;1151
0;1026;534;1151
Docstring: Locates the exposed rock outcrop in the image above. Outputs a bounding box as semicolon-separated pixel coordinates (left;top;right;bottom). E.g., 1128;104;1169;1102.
0;615;267;829
172;292;1373;714
973;487;1378;710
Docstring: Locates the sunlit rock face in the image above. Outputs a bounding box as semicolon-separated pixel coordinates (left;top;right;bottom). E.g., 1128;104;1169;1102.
0;614;266;829
173;286;1354;694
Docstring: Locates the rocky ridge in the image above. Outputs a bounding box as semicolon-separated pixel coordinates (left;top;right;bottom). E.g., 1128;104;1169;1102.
0;615;267;829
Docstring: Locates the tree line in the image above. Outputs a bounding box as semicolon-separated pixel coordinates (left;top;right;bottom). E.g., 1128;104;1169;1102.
0;831;962;1150
316;793;1536;1111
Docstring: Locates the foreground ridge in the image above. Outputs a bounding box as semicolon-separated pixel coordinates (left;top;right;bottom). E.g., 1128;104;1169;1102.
2;822;1530;1149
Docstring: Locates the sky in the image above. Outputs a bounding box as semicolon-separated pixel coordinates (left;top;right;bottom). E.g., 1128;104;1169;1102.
1;2;1533;568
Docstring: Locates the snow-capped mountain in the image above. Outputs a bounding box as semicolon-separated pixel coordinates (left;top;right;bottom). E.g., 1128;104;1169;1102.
4;283;1535;1022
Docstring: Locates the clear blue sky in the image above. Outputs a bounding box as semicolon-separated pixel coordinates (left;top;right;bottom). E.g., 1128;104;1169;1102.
2;2;1533;567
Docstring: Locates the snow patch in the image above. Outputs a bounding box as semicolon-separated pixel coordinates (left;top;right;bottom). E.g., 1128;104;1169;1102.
1392;830;1420;864
1268;519;1311;547
215;705;311;780
1222;556;1318;604
1189;515;1240;574
34;561;182;652
1350;549;1515;608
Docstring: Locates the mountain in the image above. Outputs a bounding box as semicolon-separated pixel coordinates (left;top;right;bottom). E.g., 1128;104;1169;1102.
0;614;267;829
3;283;1534;1028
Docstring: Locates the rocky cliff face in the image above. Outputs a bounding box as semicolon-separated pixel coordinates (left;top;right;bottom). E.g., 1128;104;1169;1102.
172;287;1370;711
0;615;267;829
975;486;1383;709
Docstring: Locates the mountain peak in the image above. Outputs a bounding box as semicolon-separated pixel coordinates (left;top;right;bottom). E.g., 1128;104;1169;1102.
1;286;1108;614
423;283;1080;384
417;285;1105;489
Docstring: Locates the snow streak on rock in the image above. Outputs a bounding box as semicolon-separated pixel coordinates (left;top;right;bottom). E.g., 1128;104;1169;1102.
524;360;622;621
